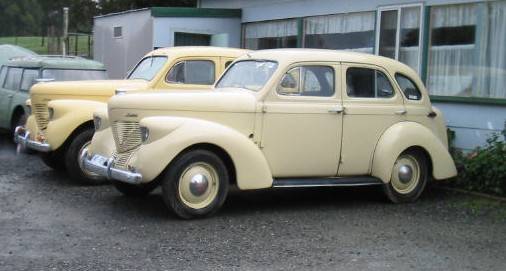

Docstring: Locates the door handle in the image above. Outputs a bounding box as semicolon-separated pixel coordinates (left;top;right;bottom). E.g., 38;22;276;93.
328;106;344;114
394;109;407;115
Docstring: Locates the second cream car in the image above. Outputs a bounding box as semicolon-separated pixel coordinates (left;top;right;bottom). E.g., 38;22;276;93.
83;49;457;218
15;47;248;183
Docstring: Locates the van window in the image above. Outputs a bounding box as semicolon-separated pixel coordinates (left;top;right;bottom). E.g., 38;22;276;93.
3;67;23;90
346;67;394;98
395;73;422;100
20;69;39;92
0;66;7;86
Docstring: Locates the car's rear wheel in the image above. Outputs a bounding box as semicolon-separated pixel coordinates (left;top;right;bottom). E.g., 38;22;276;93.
383;149;428;203
113;181;159;197
65;129;106;185
161;149;229;219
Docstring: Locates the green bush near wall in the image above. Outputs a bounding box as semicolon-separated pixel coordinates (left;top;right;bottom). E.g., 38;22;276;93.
448;122;506;197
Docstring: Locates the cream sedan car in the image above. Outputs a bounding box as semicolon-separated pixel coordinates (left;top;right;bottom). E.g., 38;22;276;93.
83;49;457;219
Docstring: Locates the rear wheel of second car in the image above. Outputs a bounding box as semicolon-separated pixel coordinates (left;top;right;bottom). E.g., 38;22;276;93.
65;128;106;185
161;149;230;219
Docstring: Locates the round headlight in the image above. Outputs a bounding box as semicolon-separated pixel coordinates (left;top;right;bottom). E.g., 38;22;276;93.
93;116;101;131
140;126;149;143
48;107;54;120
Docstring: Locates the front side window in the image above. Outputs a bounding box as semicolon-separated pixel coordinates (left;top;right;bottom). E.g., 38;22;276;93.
42;69;107;81
346;67;395;98
278;66;334;97
216;60;278;91
166;60;215;85
395;73;422;100
20;69;39;92
3;67;23;90
128;56;167;81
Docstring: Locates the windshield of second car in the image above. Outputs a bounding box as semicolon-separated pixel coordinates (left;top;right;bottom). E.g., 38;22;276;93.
215;60;278;91
127;56;167;81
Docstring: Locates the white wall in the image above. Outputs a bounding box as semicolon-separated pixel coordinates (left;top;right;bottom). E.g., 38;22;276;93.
152;17;241;48
93;9;153;79
201;0;480;22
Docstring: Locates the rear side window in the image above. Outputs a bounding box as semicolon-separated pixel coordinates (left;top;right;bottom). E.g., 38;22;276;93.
3;67;23;90
395;73;422;100
20;69;39;92
0;66;7;86
346;67;394;98
166;60;215;85
278;66;334;97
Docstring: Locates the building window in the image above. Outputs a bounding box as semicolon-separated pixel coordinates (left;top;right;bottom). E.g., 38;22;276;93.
427;1;506;99
376;4;423;73
304;11;375;53
243;19;297;49
113;26;122;38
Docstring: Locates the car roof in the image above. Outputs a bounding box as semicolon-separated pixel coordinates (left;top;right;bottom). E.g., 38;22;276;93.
243;48;419;79
4;55;106;70
147;46;250;59
0;44;37;65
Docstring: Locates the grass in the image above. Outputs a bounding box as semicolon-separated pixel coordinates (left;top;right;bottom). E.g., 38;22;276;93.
0;36;92;57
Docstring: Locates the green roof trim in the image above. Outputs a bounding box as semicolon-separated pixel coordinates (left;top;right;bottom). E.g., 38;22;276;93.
430;95;506;106
5;55;105;70
151;7;241;18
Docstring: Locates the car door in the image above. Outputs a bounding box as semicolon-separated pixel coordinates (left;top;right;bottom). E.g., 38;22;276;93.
260;63;343;177
338;63;406;176
0;67;22;128
155;57;219;90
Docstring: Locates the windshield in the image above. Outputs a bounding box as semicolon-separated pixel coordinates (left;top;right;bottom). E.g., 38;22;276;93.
42;69;107;81
216;60;278;91
127;56;167;81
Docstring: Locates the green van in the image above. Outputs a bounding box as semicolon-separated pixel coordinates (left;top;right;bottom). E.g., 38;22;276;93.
0;55;107;133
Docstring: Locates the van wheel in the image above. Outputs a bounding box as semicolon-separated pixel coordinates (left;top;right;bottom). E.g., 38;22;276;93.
383;149;428;203
161;149;229;219
65;129;105;185
40;151;65;171
113;181;159;197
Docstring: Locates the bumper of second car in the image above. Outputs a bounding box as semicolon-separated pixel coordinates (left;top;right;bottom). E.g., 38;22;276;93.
81;150;143;185
14;126;51;152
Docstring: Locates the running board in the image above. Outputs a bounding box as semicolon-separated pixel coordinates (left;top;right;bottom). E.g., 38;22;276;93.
272;176;383;188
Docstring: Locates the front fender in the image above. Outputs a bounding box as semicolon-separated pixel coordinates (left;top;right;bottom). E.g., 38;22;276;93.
45;99;107;150
371;122;457;183
130;116;273;190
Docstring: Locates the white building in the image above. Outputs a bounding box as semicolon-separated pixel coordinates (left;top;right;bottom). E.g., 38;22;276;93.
93;0;506;150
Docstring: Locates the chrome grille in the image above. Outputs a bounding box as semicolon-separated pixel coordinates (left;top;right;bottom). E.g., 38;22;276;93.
112;151;134;170
112;121;141;153
33;103;49;130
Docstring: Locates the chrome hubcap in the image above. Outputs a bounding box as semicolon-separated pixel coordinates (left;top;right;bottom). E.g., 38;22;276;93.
391;154;420;194
189;174;209;196
178;162;219;209
398;165;413;184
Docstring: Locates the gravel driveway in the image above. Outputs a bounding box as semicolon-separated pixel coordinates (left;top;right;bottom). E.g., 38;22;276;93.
0;134;505;271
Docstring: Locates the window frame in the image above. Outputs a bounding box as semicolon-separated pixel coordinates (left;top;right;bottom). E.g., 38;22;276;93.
394;72;423;101
375;3;424;73
113;26;123;39
165;59;216;85
3;67;23;91
20;68;41;92
344;65;398;100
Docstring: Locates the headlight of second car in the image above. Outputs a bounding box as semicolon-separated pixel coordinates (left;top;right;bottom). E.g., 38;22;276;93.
93;115;101;131
140;126;149;143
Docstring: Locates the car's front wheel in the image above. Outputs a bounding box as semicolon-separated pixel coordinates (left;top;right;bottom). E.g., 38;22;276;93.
161;149;229;219
65;129;106;185
383;149;429;203
40;150;66;170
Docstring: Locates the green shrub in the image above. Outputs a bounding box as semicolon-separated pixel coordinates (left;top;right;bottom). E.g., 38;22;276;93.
449;121;506;196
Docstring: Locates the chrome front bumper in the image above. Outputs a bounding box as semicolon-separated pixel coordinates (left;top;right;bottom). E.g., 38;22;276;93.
14;126;51;152
81;150;142;184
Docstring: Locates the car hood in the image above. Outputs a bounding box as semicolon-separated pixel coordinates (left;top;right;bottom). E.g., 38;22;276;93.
108;88;258;113
30;79;149;96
